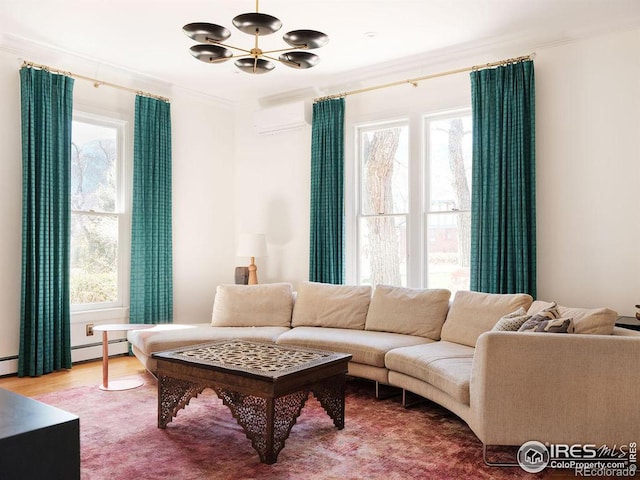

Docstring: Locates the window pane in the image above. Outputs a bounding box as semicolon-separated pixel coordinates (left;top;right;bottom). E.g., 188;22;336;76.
71;121;117;213
359;215;407;286
70;213;118;304
360;125;409;215
428;116;472;212
426;212;470;293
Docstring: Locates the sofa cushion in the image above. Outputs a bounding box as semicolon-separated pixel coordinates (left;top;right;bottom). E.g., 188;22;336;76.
519;315;574;333
291;282;371;330
385;342;475;405
128;324;290;357
276;326;433;367
491;307;531;331
528;300;617;335
365;285;451;340
211;283;293;328
440;291;533;347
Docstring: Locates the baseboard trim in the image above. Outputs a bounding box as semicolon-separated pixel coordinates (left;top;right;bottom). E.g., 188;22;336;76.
0;339;130;376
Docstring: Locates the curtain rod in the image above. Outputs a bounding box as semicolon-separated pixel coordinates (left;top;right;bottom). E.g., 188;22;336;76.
314;53;535;103
21;60;170;103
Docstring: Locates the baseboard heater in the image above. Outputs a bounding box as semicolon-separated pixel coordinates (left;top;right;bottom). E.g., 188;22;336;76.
0;338;130;377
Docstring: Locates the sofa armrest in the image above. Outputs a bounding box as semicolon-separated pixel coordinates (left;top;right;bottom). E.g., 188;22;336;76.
470;331;640;446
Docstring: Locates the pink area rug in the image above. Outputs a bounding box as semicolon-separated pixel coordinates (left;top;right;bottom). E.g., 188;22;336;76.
37;374;549;479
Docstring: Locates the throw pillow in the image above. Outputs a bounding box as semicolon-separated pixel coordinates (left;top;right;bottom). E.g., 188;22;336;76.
211;283;294;328
364;285;451;340
492;307;531;331
534;302;561;320
518;314;574;333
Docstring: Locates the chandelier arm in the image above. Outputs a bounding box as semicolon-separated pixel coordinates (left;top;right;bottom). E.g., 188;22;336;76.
206;39;253;55
211;53;251;62
207;56;232;63
265;54;301;68
261;45;309;55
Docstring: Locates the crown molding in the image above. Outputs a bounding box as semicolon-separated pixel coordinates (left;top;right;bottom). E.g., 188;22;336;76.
271;20;640;103
0;33;235;109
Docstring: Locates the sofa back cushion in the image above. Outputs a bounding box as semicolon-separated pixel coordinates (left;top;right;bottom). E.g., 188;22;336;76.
211;283;294;328
364;285;451;340
528;300;617;335
291;281;371;329
441;290;533;347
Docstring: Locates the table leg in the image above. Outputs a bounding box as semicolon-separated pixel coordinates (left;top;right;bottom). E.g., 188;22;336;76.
101;331;109;389
97;328;145;391
157;375;206;428
213;387;310;464
311;373;347;429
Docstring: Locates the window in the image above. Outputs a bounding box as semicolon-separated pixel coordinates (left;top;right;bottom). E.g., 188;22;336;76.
356;121;409;286
352;111;471;293
70;112;129;311
424;114;472;292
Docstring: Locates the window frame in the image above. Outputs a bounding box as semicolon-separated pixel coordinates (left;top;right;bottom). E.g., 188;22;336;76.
347;108;471;290
70;109;131;317
422;109;472;290
354;119;411;287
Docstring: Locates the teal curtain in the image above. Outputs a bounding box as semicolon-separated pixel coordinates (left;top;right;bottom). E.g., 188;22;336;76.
309;98;345;284
130;96;173;324
470;60;536;297
19;67;74;377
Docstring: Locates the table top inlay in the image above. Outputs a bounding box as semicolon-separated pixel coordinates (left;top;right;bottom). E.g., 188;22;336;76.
153;340;351;380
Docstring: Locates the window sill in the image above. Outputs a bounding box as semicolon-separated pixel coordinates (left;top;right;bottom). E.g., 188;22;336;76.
70;307;129;324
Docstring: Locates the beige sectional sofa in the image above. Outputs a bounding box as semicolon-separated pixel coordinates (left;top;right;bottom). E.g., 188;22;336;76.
127;281;640;461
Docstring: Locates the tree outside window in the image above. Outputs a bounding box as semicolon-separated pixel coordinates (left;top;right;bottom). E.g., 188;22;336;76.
426;115;472;292
70;117;124;307
358;123;408;286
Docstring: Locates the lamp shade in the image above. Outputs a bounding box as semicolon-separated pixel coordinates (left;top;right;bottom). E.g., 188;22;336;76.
236;233;267;258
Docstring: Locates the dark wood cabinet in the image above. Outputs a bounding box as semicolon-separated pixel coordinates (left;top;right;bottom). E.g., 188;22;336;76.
0;388;80;480
615;316;640;331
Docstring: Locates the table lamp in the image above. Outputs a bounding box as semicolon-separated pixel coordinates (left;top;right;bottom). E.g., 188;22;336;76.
236;233;267;285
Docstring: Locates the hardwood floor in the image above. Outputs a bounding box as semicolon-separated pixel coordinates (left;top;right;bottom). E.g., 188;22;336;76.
0;355;145;397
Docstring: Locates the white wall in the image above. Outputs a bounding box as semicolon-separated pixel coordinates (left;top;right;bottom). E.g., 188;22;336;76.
234;27;640;315
535;28;640;313
233;111;312;285
171;93;236;322
0;52;23;373
0;48;235;373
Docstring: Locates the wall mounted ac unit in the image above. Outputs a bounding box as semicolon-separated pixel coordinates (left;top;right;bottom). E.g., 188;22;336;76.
253;101;311;135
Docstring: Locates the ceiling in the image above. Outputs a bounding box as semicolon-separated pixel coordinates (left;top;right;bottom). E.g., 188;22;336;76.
1;0;639;105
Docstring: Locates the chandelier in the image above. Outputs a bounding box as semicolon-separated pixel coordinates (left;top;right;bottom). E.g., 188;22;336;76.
182;0;329;75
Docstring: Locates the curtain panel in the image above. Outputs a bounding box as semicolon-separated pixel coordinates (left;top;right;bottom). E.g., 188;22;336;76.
309;98;345;284
130;95;173;324
469;60;536;297
19;67;74;377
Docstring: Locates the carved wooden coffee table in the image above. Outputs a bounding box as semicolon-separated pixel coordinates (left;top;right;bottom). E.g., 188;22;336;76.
152;340;352;464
